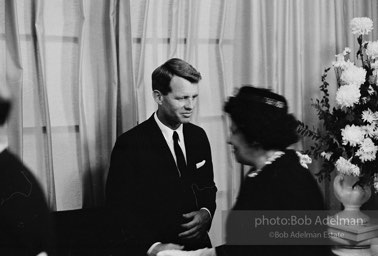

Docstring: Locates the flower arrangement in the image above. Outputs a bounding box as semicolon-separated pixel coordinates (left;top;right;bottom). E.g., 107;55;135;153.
299;17;378;192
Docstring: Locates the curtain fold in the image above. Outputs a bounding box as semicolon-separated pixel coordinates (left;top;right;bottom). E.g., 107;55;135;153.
184;0;198;64
77;0;95;207
79;0;131;207
34;0;57;211
217;0;235;206
115;0;137;135
5;0;23;157
168;0;180;58
134;0;149;123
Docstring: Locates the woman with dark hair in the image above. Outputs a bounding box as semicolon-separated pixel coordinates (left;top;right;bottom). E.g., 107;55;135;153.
0;94;55;255
159;86;330;256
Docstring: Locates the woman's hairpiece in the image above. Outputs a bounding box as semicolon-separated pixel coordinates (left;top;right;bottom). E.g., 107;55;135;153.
233;85;287;109
249;95;286;109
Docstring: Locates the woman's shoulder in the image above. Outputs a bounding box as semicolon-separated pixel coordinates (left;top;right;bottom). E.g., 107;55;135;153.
267;150;320;190
273;150;312;173
269;150;325;208
0;150;46;206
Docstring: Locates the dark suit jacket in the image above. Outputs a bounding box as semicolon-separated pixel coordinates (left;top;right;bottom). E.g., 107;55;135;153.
0;149;55;256
216;150;332;256
105;115;217;255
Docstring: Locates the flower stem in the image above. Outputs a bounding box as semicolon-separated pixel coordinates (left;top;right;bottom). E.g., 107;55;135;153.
358;35;364;66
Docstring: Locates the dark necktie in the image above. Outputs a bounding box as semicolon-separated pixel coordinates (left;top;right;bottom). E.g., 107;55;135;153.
173;131;187;177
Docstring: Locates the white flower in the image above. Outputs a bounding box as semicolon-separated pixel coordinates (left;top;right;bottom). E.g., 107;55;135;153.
341;65;367;85
335;84;361;108
341;124;365;146
296;151;312;168
371;62;378;70
356;138;378;162
343;60;355;70
362;109;376;123
363;124;376;138
333;59;354;70
335;157;360;176
320;152;332;161
350;17;374;35
343;47;351;55
332;53;347;68
366;41;378;59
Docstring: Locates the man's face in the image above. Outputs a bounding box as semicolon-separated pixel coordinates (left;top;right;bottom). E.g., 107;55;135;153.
157;76;199;129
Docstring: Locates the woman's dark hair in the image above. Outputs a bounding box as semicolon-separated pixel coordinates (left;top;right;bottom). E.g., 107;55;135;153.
152;58;202;95
224;86;299;150
0;98;11;125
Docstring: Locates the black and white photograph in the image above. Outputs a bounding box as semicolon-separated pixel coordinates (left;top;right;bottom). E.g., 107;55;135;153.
1;1;378;255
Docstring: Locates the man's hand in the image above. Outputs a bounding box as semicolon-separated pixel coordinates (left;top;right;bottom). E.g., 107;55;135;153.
178;209;211;240
149;243;184;256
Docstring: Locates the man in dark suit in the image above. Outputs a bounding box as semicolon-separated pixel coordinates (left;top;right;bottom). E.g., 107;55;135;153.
106;58;217;256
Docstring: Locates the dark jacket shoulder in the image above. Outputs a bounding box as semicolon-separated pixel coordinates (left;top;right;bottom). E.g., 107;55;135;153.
0;150;34;204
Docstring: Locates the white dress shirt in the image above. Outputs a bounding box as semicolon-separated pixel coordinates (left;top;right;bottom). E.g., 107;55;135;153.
154;112;187;165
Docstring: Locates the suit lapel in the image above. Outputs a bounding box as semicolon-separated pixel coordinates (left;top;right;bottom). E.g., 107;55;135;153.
183;124;195;173
146;115;181;177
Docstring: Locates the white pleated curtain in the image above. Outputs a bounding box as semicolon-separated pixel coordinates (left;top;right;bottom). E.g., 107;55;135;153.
2;0;378;246
2;0;137;211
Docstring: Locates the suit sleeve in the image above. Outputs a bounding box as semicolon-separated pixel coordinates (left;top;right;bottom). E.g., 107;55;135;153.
105;137;156;255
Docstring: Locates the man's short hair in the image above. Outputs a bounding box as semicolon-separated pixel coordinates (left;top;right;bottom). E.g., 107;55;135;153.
152;58;202;95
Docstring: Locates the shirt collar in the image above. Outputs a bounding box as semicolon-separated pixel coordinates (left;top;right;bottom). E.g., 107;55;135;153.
154;112;184;142
247;151;285;178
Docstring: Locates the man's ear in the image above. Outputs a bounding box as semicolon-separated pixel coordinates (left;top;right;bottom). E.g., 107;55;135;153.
153;90;163;105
